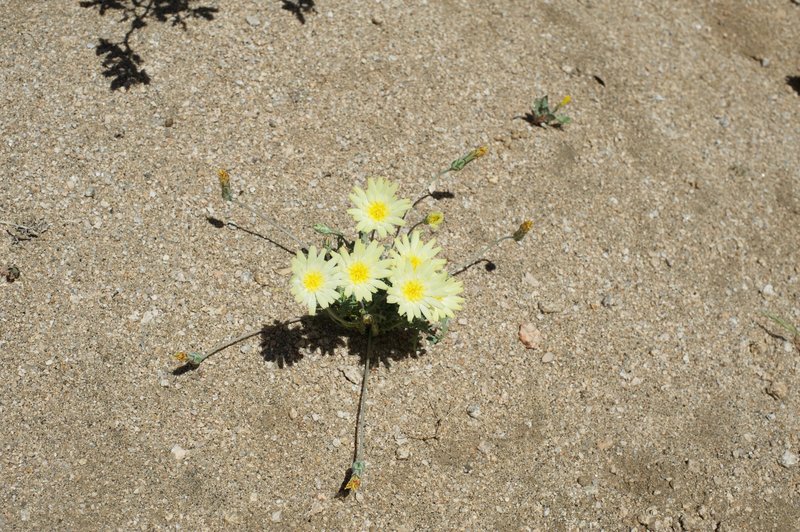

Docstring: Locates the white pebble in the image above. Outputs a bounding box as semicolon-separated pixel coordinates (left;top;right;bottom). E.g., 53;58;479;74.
171;445;188;460
779;450;798;468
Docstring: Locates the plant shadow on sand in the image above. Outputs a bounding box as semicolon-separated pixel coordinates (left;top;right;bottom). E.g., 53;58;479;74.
171;311;428;498
172;314;428;375
258;315;428;369
80;0;218;90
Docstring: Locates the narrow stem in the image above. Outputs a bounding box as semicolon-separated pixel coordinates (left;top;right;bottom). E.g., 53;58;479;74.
325;307;361;330
353;326;375;469
231;198;308;250
406;219;424;235
449;235;514;276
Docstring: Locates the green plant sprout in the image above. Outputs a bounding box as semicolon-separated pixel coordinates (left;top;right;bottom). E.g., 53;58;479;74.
175;146;533;494
763;312;800;352
525;94;572;128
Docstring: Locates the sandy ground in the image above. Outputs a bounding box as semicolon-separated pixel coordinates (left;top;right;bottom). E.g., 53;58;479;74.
2;1;800;530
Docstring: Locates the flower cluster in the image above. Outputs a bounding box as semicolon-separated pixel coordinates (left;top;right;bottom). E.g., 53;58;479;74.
290;178;463;330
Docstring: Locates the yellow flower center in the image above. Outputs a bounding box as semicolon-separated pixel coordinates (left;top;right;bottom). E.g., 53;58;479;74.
302;271;323;292
348;262;369;284
409;255;422;270
367;201;388;222
402;279;424;302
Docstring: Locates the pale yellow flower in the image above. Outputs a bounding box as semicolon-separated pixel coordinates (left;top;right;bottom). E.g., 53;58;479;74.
387;262;448;323
347;178;411;238
290;246;342;315
429;275;464;322
332;239;391;302
391;231;447;272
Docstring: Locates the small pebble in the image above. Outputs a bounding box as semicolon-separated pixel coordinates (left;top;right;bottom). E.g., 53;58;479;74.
84;187;96;198
289;408;298;420
760;57;770;67
766;380;788;401
171;445;188;460
601;294;615;308
477;440;493;456
467;404;481;419
246;15;261;26
596;437;614;450
523;272;540;286
396;447;411;460
519;323;542;349
271;510;282;522
760;284;776;297
577;475;592;487
342;366;362;385
140;310;157;325
541;352;555;363
371;15;383;25
779;450;798;468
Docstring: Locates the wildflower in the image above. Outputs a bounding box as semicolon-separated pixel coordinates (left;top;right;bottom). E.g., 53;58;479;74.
391;231;447;272
347;177;411;238
430;275;464;322
332;239;391;302
290;246;343;315
387;262;448;323
425;211;444;230
513;220;533;242
558;95;571;108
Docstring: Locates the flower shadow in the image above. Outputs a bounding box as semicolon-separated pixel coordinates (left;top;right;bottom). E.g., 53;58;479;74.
259;315;428;369
259;314;350;368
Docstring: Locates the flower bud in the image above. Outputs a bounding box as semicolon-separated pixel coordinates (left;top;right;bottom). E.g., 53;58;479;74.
425;211;444;230
218;169;232;201
512;220;533;242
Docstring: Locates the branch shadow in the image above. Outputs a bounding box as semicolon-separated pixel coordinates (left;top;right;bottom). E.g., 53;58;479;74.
280;0;316;24
787;75;800;96
80;0;218;90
